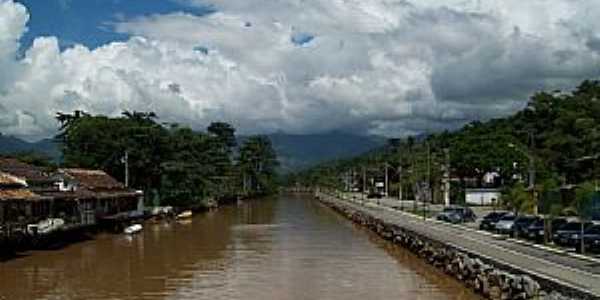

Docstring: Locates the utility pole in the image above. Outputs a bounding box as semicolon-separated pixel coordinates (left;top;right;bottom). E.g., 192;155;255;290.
398;165;403;211
443;148;450;207
412;150;417;213
362;166;366;203
509;135;537;215
243;171;247;194
424;142;430;221
384;163;389;198
578;198;586;255
124;151;129;188
528;131;537;215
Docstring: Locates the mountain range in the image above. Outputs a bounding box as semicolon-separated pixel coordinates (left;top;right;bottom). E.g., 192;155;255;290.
0;133;61;160
267;132;386;173
0;132;385;172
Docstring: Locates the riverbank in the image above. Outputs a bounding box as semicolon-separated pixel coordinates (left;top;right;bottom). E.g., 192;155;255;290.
0;198;225;261
316;191;600;300
0;193;274;259
1;194;477;300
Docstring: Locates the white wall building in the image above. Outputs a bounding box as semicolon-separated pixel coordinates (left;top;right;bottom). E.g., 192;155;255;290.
465;188;502;206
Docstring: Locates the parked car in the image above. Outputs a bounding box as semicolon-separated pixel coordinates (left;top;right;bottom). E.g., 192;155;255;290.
367;192;383;199
436;206;476;224
494;213;516;234
524;218;568;242
566;225;600;253
553;221;594;247
479;211;508;231
584;225;600;253
513;216;541;237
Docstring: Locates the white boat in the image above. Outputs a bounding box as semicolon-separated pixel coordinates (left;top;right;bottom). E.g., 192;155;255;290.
124;224;143;234
150;206;173;216
27;218;65;235
176;210;193;219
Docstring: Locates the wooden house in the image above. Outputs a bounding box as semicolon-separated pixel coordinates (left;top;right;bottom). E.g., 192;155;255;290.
0;158;58;193
52;169;143;226
0;172;50;238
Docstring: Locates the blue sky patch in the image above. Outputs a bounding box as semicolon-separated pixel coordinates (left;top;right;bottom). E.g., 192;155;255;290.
16;0;213;51
291;32;315;46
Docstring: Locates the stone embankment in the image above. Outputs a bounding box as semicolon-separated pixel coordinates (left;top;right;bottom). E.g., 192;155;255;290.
317;192;595;300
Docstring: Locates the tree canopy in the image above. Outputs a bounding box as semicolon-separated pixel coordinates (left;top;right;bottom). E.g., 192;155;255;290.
56;111;279;207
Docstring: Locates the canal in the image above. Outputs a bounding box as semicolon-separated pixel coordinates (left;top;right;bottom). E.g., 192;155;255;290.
0;194;479;300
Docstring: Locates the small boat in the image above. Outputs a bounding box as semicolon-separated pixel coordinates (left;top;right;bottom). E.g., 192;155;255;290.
176;210;193;220
149;206;174;217
27;218;65;235
124;224;143;235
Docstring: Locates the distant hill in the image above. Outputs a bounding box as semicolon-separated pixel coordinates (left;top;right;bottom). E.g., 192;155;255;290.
0;133;61;160
1;132;384;173
264;132;386;173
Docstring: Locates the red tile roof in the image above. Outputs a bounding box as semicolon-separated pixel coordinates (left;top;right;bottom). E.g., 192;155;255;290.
0;158;54;183
0;172;26;187
0;189;42;201
60;168;126;191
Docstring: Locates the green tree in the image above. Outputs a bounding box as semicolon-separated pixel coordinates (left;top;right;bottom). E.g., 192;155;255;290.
501;182;535;215
239;135;279;195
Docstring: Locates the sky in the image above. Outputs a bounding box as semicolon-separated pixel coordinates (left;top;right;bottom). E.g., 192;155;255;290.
0;0;600;141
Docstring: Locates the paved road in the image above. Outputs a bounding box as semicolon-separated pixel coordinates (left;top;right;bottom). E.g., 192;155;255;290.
348;193;600;257
322;193;600;298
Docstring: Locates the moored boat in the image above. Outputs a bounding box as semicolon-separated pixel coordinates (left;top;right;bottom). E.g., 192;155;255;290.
176;210;193;219
27;218;65;235
124;224;143;234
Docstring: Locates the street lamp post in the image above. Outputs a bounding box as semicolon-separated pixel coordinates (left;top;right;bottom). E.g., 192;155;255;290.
398;165;403;211
443;148;451;207
508;141;537;215
423;142;431;221
362;166;366;204
385;163;389;198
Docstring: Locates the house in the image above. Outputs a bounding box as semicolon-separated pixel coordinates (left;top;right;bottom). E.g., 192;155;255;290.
0;172;51;237
52;169;143;226
483;171;501;186
0;158;58;193
1;156;143;224
465;188;502;206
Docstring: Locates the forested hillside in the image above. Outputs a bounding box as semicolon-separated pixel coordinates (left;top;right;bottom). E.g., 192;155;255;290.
292;80;600;216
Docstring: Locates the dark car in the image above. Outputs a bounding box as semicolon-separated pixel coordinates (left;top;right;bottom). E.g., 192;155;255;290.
366;192;383;199
479;211;508;231
524;218;568;242
553;221;594;247
436;206;476;224
567;225;600;253
495;214;517;234
584;225;600;253
513;216;540;238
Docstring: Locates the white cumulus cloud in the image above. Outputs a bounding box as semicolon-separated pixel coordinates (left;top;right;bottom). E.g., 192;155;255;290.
1;0;600;140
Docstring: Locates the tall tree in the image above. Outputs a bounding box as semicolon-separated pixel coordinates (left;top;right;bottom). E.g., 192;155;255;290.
238;135;279;195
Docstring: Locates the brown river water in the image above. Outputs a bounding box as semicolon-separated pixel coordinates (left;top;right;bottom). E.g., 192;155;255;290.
0;194;479;300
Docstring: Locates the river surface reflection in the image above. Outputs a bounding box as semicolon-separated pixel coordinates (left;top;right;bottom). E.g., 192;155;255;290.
0;194;479;300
